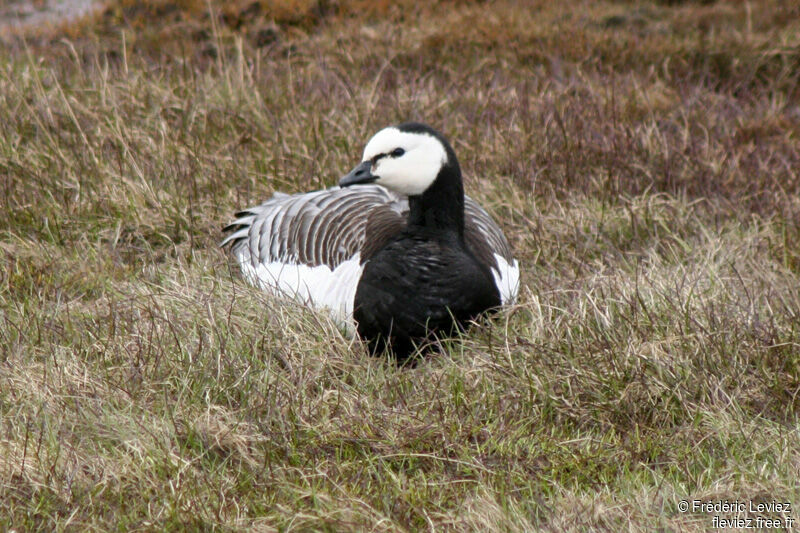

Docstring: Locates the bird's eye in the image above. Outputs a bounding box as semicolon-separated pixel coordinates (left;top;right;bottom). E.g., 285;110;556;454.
391;148;405;157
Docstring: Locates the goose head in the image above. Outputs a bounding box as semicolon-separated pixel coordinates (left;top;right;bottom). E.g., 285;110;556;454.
339;122;459;197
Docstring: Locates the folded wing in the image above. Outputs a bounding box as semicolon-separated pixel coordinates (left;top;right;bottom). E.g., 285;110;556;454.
221;185;518;327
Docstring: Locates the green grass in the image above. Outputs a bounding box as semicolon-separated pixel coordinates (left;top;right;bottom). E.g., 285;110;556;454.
1;0;800;530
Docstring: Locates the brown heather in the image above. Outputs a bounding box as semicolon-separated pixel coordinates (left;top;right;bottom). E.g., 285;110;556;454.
1;0;799;530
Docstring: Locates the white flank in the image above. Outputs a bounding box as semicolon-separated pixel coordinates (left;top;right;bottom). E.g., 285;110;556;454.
491;253;520;305
238;253;364;331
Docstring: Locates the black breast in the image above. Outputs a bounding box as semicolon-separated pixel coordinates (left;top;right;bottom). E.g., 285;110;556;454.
353;231;501;359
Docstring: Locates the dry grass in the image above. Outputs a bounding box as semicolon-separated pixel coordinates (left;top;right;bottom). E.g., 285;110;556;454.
1;0;799;530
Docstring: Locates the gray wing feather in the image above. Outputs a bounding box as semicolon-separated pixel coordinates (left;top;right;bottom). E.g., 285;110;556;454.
222;184;513;273
222;186;402;269
464;200;514;270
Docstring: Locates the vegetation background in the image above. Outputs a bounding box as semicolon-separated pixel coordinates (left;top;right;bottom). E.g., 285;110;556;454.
1;0;799;530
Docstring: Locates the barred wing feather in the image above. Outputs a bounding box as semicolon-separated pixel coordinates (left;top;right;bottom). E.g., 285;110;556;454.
221;185;519;328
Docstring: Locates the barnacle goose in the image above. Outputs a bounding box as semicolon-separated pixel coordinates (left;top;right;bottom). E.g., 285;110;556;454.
222;122;519;358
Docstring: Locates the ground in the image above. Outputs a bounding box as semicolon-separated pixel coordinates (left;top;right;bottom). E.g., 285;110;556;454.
1;0;799;530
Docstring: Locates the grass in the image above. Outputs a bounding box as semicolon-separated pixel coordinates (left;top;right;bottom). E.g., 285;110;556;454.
1;0;799;530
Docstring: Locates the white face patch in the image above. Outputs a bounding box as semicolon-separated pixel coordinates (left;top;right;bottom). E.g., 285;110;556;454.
362;127;448;196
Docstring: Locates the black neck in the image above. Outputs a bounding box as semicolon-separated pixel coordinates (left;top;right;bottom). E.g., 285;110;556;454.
407;162;465;239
